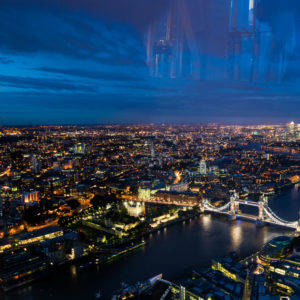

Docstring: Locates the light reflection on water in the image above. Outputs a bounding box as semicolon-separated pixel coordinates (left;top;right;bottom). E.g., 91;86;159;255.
230;225;242;249
201;214;212;231
2;187;298;300
70;265;77;278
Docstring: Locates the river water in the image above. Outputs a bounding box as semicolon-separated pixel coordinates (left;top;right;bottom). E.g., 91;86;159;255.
3;185;300;300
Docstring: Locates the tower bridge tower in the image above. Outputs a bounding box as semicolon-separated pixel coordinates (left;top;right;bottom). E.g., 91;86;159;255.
258;200;264;220
199;201;205;213
229;190;239;220
256;194;267;227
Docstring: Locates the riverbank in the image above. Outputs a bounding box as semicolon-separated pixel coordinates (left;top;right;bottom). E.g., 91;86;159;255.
2;213;289;300
0;211;200;293
4;183;299;300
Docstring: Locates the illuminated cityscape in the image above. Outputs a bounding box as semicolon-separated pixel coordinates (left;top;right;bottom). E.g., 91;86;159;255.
1;0;300;300
0;124;298;299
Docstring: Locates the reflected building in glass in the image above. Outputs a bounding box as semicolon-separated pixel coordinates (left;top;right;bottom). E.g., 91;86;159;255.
145;0;296;83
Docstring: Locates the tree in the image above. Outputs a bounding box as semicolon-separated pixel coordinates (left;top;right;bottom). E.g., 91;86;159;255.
58;216;69;227
129;186;139;195
67;198;80;209
128;221;151;236
90;193;119;209
23;205;43;225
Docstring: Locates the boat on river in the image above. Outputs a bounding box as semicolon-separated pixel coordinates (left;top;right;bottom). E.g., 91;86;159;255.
111;274;162;299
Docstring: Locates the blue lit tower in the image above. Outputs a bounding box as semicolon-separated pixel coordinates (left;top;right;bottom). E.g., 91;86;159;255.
145;0;202;78
228;0;258;81
230;0;255;32
145;1;182;78
145;0;295;83
229;0;296;83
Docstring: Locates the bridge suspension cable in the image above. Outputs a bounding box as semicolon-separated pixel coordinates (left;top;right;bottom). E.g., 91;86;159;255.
203;200;230;212
263;206;298;228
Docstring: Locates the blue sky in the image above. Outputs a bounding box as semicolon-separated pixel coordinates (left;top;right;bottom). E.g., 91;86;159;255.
0;0;300;125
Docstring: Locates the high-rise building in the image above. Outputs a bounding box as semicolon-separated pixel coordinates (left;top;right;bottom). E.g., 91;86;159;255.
230;0;254;32
74;143;86;154
150;142;155;158
145;0;206;79
286;121;295;135
297;124;300;138
0;199;3;220
32;155;41;174
199;159;207;175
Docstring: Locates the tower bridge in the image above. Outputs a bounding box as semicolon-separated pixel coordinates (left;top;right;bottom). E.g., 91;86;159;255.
202;192;300;231
129;191;300;231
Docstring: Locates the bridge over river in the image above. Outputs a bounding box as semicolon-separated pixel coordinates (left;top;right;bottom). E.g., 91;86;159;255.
128;191;300;231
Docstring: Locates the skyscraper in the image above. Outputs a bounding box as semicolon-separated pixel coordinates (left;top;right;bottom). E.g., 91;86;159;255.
199;159;207;175
145;0;204;78
0;199;3;221
32;155;41;174
230;0;254;32
74;143;86;154
150;142;155;158
286;121;295;136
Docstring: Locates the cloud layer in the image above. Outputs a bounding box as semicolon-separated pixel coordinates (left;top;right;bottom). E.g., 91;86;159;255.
0;0;300;124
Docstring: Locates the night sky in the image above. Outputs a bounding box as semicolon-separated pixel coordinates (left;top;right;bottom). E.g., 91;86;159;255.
1;0;300;125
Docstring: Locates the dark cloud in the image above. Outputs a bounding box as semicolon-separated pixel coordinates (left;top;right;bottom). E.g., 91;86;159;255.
0;57;14;64
0;74;97;92
36;67;143;82
0;3;146;66
0;0;170;29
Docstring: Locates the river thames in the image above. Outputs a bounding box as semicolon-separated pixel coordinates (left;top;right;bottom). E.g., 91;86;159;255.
3;185;300;300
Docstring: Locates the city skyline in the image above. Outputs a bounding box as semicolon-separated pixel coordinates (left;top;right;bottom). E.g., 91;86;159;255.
1;0;300;124
0;123;300;298
1;2;300;297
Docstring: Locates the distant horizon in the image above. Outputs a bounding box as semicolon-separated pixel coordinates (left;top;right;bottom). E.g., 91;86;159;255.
0;121;297;127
